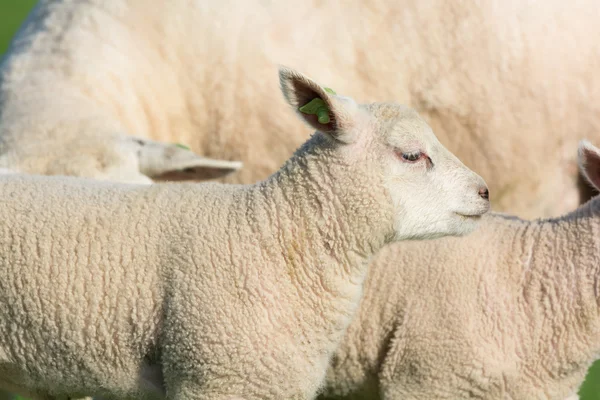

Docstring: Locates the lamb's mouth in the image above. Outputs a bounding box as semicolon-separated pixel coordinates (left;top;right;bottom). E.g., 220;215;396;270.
455;212;483;219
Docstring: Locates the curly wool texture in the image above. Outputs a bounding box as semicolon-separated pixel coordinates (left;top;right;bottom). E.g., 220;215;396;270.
0;142;390;399
322;203;600;400
0;67;490;399
1;0;600;217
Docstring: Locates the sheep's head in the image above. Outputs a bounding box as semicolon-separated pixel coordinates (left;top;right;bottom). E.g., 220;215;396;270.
279;66;490;240
119;137;243;183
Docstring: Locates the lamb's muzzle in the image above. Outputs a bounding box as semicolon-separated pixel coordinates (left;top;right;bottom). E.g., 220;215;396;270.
478;187;489;200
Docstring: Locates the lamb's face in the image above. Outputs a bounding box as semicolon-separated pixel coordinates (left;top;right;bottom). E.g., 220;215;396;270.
279;67;490;241
368;104;491;240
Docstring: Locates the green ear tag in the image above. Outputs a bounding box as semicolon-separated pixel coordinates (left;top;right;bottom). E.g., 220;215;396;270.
174;143;191;150
299;98;331;124
298;87;336;124
299;88;336;124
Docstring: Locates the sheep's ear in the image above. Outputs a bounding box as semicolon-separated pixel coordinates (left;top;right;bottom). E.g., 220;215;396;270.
578;140;600;192
279;66;360;144
131;138;242;181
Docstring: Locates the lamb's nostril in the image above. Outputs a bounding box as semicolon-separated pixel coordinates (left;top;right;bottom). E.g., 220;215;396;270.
478;187;489;200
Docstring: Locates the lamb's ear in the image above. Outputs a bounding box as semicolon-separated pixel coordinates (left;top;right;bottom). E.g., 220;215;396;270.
279;66;360;144
578;140;600;192
131;138;242;181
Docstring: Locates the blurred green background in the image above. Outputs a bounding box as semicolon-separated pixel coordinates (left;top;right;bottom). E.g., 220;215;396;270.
0;0;37;55
0;1;599;399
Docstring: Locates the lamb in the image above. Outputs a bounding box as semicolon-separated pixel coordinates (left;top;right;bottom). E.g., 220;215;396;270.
1;0;599;218
0;67;490;400
319;140;600;400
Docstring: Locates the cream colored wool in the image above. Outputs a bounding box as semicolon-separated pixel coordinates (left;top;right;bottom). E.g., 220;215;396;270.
0;68;489;399
0;105;243;184
321;140;600;400
1;0;599;217
0;16;242;184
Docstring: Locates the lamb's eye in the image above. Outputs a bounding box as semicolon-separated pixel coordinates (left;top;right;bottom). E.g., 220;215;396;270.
401;152;423;162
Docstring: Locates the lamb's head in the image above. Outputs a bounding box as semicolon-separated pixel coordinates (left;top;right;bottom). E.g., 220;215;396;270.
0;135;242;185
279;67;490;240
110;136;243;184
128;137;243;182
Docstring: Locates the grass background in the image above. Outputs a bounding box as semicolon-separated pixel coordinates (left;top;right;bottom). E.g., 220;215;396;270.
0;1;599;399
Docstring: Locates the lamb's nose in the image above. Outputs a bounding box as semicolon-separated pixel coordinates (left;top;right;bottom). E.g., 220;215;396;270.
478;187;490;200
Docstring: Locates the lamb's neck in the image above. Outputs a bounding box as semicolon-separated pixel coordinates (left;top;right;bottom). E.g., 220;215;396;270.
522;200;600;372
252;137;394;286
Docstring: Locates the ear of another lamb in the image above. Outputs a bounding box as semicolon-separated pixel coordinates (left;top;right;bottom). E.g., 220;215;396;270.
131;137;242;182
578;140;600;192
278;66;360;144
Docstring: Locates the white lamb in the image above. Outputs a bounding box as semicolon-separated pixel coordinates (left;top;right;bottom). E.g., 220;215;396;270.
0;67;489;399
320;141;600;400
1;0;599;217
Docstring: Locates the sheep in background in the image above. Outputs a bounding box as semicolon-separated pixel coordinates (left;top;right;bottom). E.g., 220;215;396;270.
0;119;242;183
320;140;600;400
0;27;242;184
1;0;599;217
0;67;489;400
